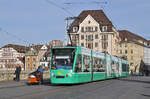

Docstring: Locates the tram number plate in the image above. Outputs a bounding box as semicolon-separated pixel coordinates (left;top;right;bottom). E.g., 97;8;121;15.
56;76;65;78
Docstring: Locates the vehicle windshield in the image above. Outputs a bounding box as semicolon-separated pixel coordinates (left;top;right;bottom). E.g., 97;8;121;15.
51;48;75;70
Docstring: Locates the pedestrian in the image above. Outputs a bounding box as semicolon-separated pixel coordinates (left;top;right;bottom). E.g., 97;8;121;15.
15;65;21;81
37;66;43;84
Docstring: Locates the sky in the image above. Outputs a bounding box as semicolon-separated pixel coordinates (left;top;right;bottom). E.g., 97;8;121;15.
0;0;150;47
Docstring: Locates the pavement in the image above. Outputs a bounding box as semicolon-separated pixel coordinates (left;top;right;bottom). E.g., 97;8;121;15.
0;76;148;89
0;80;27;89
0;79;50;89
0;76;150;99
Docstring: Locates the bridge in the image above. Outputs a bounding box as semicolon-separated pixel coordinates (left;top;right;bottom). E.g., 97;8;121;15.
0;76;150;99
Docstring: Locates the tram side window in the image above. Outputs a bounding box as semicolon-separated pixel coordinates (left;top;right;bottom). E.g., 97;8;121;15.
101;59;105;72
95;58;105;72
127;64;129;72
83;55;90;72
116;62;119;71
112;61;115;72
122;63;127;72
112;61;118;73
95;58;99;72
75;54;82;72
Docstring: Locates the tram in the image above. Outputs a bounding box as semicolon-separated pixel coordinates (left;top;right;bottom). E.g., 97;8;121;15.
50;46;129;84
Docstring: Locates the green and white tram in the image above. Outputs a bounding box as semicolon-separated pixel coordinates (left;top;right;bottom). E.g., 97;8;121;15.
50;46;129;84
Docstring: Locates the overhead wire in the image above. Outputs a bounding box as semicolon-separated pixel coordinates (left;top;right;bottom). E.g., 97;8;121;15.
0;27;32;46
45;0;74;17
63;0;108;10
64;1;107;5
45;0;77;46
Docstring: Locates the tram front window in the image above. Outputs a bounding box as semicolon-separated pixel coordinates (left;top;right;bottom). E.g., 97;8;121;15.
51;48;75;70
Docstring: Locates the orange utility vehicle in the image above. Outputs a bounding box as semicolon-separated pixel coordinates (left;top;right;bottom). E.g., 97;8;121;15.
28;71;42;84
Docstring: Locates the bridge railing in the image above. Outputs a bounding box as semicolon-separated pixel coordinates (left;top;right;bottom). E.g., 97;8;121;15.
0;70;50;82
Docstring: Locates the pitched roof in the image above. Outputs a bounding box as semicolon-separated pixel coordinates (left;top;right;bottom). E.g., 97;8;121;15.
30;44;50;51
148;40;150;46
70;10;113;32
2;44;29;53
30;45;43;51
1;44;49;53
118;30;148;45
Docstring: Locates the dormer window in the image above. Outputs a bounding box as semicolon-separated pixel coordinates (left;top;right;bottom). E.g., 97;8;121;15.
73;27;78;32
102;26;107;32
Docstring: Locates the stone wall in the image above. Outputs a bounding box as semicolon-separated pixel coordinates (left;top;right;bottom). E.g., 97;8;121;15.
0;70;50;82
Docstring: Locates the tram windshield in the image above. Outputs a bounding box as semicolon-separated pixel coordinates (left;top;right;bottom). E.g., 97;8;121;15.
51;48;75;70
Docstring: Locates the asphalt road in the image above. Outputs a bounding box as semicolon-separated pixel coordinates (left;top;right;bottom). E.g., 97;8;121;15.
0;76;150;99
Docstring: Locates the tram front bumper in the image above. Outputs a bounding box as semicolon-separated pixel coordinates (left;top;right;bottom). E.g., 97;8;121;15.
51;74;78;84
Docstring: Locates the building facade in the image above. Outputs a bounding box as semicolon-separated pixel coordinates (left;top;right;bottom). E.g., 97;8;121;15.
118;30;149;73
39;49;51;68
25;45;48;71
0;44;28;70
25;49;38;71
144;46;150;67
68;10;119;56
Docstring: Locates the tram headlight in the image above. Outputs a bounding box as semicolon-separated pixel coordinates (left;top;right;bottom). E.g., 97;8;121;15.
52;73;55;78
68;73;72;77
51;73;55;77
51;73;54;76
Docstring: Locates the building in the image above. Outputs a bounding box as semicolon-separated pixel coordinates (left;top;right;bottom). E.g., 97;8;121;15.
143;46;150;75
68;10;119;55
148;40;150;46
25;45;49;71
0;44;29;70
39;49;51;68
118;30;149;73
50;40;64;47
